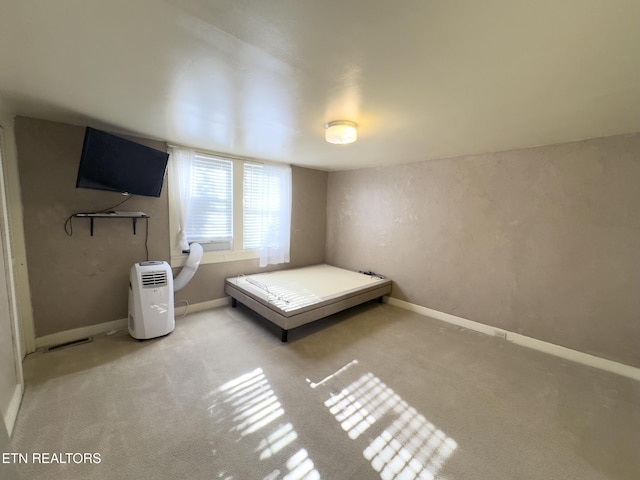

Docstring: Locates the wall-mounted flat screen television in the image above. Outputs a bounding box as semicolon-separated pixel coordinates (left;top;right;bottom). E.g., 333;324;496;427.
76;127;169;197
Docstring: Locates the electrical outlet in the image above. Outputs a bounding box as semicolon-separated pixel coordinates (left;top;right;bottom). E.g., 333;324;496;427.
494;329;507;340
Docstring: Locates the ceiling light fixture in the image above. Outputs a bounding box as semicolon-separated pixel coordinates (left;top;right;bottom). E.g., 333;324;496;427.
325;120;358;144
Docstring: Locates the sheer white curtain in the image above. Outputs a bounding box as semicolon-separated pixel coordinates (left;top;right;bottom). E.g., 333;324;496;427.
259;164;292;267
169;146;195;251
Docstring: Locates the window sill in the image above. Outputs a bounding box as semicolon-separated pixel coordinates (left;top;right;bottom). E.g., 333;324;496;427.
170;249;259;267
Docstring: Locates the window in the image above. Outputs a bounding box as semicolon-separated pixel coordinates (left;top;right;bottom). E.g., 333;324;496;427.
243;162;263;250
168;147;291;267
244;162;292;266
185;154;233;250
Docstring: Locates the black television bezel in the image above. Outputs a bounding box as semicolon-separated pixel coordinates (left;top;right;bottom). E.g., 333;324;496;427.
75;127;169;198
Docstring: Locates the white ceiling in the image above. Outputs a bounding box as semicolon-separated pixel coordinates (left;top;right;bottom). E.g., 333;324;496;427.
1;0;638;170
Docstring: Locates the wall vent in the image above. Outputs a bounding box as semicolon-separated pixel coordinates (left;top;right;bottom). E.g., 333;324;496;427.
46;337;93;352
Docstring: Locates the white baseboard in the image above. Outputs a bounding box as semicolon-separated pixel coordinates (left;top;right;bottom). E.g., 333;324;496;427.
3;382;23;436
35;297;231;349
35;317;128;349
385;297;640;381
175;297;230;317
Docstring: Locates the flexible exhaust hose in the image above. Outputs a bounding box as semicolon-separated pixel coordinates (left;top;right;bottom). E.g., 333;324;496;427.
173;243;203;292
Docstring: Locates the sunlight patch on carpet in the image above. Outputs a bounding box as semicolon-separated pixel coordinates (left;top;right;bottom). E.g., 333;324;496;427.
310;361;457;480
208;368;320;480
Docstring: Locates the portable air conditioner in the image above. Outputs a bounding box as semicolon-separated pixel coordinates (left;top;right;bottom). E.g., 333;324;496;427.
128;261;175;340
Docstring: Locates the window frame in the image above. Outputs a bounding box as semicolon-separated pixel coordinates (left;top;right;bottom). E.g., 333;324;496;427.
168;150;262;267
184;153;234;249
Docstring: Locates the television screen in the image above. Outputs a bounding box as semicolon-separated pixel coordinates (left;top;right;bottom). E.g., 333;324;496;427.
76;127;169;197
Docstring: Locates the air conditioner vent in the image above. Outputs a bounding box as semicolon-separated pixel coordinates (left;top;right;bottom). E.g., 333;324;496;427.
141;270;168;288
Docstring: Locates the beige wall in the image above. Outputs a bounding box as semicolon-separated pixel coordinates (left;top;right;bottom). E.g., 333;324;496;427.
16;117;170;337
327;133;640;368
15;117;327;337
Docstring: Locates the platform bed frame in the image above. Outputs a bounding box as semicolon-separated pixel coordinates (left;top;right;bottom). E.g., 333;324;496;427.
225;264;392;342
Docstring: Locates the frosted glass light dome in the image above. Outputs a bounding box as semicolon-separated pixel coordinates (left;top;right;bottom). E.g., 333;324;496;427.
325;121;358;144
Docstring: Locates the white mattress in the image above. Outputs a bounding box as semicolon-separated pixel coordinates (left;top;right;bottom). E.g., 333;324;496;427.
227;264;389;313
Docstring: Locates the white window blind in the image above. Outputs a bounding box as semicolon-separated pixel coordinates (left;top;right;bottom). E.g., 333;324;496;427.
243;163;284;251
184;154;233;250
243;163;265;250
244;162;291;266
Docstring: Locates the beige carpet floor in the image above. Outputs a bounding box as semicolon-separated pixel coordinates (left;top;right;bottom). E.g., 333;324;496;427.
4;302;640;479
